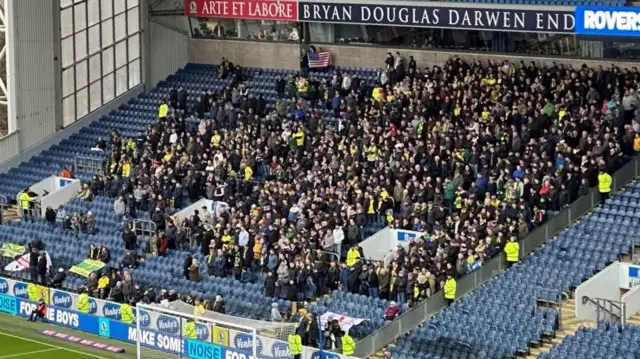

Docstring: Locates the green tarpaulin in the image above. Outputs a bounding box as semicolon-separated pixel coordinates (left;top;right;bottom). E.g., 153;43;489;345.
69;259;105;277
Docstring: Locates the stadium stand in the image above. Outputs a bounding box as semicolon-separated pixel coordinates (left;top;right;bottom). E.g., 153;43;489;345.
0;51;639;353
539;323;640;359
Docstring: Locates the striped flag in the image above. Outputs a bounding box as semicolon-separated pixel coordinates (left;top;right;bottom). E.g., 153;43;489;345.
308;51;332;68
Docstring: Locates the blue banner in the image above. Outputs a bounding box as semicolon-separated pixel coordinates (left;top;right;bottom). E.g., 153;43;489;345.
0;294;17;315
575;6;640;37
298;2;575;33
14;297;100;332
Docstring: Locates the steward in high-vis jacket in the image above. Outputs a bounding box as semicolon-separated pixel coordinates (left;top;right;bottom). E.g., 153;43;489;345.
598;168;612;203
504;236;520;267
184;319;197;339
288;332;302;359
120;302;135;324
444;274;456;305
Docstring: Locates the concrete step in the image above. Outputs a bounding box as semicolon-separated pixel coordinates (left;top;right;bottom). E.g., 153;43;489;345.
562;317;587;326
626;317;640;326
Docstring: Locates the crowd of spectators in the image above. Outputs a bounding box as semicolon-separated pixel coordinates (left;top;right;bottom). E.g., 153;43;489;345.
80;51;640;313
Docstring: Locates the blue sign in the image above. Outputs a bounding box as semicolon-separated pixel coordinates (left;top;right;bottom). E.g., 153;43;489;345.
87;298;98;314
299;2;575;33
51;291;73;308
156;315;180;333
630;266;640;278
0;277;8;294
137;309;151;327
12;281;28;298
271;342;290;358
196;323;210;342
234;332;263;353
0;294;17;315
99;317;111;337
311;351;342;359
397;231;417;242
575;6;640;37
15;298;99;332
102;302;122;320
185;339;224;359
109;321;185;354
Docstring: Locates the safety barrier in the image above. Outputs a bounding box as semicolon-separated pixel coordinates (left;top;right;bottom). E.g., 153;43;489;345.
74;155;104;175
353;155;640;358
133;219;157;253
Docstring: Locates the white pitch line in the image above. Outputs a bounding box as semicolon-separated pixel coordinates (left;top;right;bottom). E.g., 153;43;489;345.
0;347;61;358
0;330;109;359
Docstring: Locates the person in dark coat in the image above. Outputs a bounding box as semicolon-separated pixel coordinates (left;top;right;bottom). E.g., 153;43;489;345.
212;295;226;314
306;314;320;348
347;267;360;294
287;279;297;301
169;87;178;108
151;208;165;232
45;206;56;227
122;227;137;251
327;261;340;292
177;87;188;110
183;255;193;281
29;247;39;283
37;252;48;285
264;271;276;297
51;268;66;288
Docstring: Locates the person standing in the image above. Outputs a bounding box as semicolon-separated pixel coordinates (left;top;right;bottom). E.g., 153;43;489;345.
504;236;520;269
598;167;612;204
288;330;302;359
341;330;356;356
29;247;38;283
443;273;457;306
37;252;48;285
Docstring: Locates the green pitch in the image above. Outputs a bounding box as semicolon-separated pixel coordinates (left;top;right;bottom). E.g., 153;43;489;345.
0;311;137;359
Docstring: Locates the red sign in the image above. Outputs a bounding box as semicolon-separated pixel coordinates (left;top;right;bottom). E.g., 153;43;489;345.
185;0;298;21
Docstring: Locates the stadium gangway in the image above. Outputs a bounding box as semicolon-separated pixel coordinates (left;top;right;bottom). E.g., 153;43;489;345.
351;154;640;358
74;155;104;175
534;287;569;330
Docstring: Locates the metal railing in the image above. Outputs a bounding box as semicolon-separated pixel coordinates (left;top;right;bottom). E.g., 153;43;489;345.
318;249;340;263
74;156;104;175
133;219;157;253
352;155;640;358
534;287;568;330
587;297;626;327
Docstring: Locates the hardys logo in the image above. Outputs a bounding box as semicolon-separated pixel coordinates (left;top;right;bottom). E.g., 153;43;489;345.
102;302;122;320
12;282;28;298
271;342;291;358
87;298;98;314
51;291;73;308
311;351;341;359
196;323;209;341
233;333;263;353
156;315;180;333
0;278;8;294
137;309;151;327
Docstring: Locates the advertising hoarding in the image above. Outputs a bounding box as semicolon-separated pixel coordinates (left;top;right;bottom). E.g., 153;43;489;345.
185;0;298;21
0;278;349;359
298;2;575;33
575;6;640;37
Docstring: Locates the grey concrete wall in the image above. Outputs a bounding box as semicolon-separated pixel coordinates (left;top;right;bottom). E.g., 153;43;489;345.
186;38;640;71
320;44;640;70
187;39;301;70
